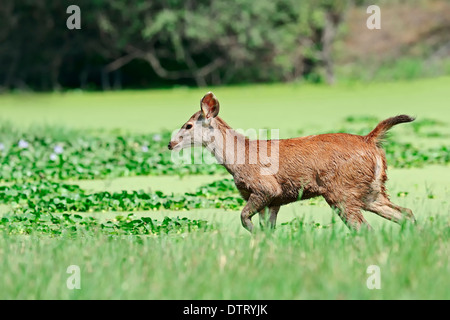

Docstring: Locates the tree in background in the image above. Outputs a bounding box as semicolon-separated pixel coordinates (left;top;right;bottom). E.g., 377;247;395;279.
0;0;350;90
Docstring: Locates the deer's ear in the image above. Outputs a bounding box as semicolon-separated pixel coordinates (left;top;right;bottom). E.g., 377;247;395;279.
200;92;220;119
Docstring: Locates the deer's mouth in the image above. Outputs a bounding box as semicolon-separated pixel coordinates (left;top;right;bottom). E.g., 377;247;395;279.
168;141;181;151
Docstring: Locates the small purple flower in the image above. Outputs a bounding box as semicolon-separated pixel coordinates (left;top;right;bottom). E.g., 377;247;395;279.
53;145;64;154
153;134;162;142
141;145;149;152
0;143;4;151
49;153;58;161
18;139;29;149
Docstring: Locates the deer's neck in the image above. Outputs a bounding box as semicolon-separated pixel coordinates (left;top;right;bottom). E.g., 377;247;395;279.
204;117;247;174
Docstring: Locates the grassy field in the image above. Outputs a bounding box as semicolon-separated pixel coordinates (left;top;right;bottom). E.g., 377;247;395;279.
0;77;449;299
2;76;450;135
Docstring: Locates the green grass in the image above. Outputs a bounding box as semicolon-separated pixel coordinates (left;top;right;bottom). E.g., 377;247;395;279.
1;76;449;136
0;217;448;299
337;57;450;84
0;77;449;299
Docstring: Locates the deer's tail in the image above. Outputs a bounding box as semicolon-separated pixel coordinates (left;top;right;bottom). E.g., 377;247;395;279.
366;115;415;147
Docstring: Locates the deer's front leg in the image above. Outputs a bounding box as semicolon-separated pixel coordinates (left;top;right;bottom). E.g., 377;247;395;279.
241;193;270;232
259;205;281;229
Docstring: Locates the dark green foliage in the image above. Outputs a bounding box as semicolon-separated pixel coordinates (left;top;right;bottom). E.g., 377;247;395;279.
1;0;348;90
0;211;211;237
0;177;240;236
0;179;243;214
0;123;225;182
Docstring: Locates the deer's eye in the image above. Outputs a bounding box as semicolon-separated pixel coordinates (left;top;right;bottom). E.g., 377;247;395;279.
185;124;193;130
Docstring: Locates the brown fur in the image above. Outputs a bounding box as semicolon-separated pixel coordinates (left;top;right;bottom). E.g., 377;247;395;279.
169;92;416;232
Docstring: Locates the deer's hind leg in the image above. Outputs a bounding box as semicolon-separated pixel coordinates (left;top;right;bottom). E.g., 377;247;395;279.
364;195;416;224
327;199;372;231
363;155;416;224
323;188;372;231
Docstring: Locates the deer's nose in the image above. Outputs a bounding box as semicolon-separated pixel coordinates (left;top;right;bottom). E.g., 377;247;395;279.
168;141;177;150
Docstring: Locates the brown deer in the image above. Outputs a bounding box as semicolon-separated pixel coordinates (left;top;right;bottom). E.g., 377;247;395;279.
168;92;416;232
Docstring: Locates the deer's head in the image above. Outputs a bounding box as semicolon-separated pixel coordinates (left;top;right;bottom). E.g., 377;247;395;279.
168;92;220;151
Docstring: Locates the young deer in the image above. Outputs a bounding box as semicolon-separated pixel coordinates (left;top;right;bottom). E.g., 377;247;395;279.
168;92;416;232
